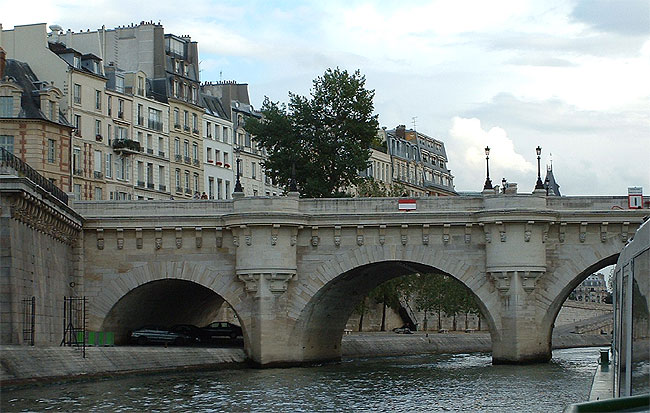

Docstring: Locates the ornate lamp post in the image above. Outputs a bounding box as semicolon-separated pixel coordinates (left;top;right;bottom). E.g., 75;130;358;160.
234;146;243;193
483;146;493;190
534;146;544;190
289;162;297;192
501;177;507;194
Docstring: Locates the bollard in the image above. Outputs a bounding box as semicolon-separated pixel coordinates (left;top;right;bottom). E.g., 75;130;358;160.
599;348;609;365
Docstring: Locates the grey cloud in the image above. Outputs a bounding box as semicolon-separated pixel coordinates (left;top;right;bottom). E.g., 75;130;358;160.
506;56;577;67
571;0;650;35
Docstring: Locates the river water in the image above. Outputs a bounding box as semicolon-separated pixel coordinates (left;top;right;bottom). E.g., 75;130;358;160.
2;347;598;412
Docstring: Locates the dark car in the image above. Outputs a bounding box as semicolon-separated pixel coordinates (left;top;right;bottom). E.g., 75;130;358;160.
392;326;413;334
170;324;206;343
201;322;243;340
130;325;197;345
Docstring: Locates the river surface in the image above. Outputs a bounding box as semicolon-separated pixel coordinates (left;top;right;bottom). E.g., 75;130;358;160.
2;347;598;412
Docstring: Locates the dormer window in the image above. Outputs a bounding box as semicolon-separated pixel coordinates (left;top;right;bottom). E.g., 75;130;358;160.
0;96;13;117
73;55;81;69
93;60;99;74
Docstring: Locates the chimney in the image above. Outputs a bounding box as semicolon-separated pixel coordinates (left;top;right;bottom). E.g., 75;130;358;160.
396;124;406;139
0;47;6;80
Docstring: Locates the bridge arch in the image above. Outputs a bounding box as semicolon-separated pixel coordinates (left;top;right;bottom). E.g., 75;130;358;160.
93;262;248;345
539;238;622;345
290;244;499;363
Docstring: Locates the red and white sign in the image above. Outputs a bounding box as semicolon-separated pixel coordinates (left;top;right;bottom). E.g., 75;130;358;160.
628;187;643;209
398;199;417;211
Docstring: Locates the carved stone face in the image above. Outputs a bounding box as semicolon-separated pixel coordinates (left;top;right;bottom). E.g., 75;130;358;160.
176;238;182;249
117;238;124;250
97;239;105;250
155;238;162;250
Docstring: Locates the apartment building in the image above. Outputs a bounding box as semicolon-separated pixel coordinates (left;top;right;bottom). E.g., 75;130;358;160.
385;125;456;197
202;93;234;199
0;56;73;190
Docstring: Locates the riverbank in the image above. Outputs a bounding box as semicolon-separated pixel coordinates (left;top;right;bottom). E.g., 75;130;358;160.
0;332;610;386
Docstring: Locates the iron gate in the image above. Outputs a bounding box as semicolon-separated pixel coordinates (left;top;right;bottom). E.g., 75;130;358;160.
22;296;35;346
60;296;86;358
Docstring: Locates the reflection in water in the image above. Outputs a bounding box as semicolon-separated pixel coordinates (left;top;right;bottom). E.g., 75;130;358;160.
2;348;598;412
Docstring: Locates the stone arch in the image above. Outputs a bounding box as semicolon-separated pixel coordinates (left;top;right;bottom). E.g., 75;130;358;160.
537;238;623;346
93;261;246;344
290;244;498;362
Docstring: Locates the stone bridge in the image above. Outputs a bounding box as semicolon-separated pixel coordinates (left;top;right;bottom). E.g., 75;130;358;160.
1;176;647;366
73;192;646;366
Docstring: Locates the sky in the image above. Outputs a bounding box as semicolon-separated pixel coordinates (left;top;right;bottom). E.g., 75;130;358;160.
2;0;649;195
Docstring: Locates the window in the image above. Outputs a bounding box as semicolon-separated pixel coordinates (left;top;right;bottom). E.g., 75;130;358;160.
107;96;112;116
192;142;198;160
175;169;181;191
49;101;56;121
94;150;102;172
184;140;189;157
73;84;81;104
208;177;214;199
74;114;81;134
94;187;103;200
95;119;101;137
245;133;251;148
192;113;198;132
47;139;56;163
105;153;112;178
116;77;124;93
217;178;222;199
147;134;153;153
183;111;189;128
207;148;213;162
184;171;190;192
95;90;101;110
137;104;143;125
73;184;81;199
251;162;256;179
193;173;199;192
206;121;211;138
148;108;162;131
73;146;81;172
174;138;180;156
223;152;229;165
159;165;165;189
137;77;145;96
147;163;154;186
174;108;180;126
118;99;124;118
0;96;13;117
158;137;165;156
0;135;14;153
223;127;228;143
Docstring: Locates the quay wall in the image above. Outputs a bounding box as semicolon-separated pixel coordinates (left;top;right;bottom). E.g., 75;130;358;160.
1;332;610;386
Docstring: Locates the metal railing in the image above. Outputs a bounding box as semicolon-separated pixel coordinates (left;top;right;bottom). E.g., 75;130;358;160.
0;148;69;205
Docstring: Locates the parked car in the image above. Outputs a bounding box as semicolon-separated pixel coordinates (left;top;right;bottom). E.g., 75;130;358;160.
130;325;197;345
201;322;243;340
170;324;206;343
392;326;413;334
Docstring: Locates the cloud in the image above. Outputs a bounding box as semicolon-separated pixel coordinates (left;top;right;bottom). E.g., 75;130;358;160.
447;117;534;191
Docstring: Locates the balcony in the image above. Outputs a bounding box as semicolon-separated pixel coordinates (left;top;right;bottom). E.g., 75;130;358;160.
176;186;182;193
174;123;181;129
148;119;163;131
137;181;145;188
95;134;103;142
93;171;103;179
147;183;154;189
192;128;199;135
73;168;83;176
206;133;212;139
184;156;191;164
137;116;144;126
118;111;124;119
175;154;182;162
185;188;191;194
193;159;200;167
147;148;154;155
184;125;190;132
112;139;141;155
159;184;167;192
158;151;165;157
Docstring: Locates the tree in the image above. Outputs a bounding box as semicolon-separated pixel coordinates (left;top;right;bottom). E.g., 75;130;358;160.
246;68;379;198
357;177;408;198
369;278;403;331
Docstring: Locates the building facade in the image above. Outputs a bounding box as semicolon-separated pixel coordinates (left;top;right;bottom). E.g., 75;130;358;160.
0;57;73;190
569;272;609;303
201;93;234;199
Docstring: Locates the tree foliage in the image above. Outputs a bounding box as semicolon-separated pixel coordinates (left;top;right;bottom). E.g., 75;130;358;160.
356;177;407;198
245;68;379;198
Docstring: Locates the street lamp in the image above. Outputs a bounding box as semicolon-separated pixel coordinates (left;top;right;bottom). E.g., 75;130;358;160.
234;146;243;193
501;177;507;194
289;162;297;192
534;146;544;190
483;146;493;190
